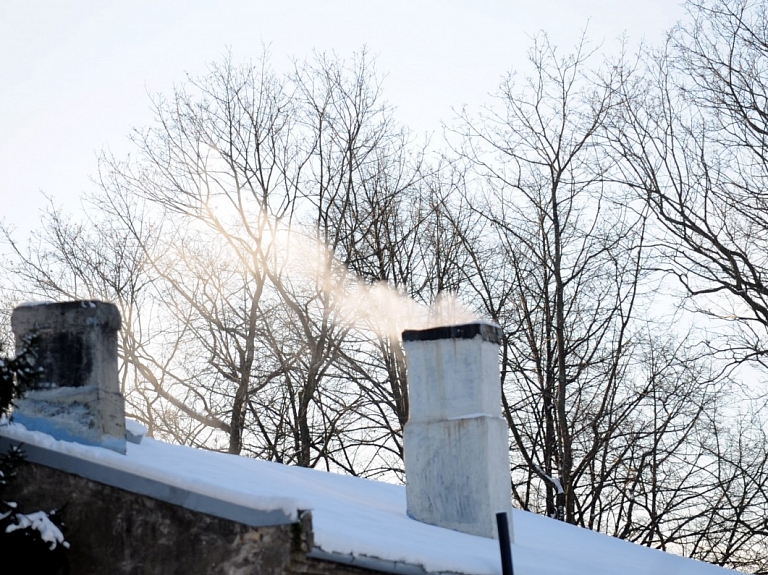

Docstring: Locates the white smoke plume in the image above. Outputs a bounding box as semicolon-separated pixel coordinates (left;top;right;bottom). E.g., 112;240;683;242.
276;223;477;339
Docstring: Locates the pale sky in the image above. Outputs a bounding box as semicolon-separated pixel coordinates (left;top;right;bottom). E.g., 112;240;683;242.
0;1;686;241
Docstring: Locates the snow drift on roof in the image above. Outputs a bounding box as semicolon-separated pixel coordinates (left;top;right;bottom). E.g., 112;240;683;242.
0;421;734;575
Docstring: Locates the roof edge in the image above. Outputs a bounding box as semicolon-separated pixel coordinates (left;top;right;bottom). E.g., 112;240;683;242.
0;435;297;528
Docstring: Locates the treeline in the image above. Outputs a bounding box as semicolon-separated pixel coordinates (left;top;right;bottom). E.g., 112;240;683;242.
4;0;768;571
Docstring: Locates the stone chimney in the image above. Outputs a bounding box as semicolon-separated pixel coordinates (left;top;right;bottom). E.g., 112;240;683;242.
11;300;126;453
402;321;512;539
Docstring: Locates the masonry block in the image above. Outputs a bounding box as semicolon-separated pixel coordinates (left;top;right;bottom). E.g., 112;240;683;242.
402;322;512;539
11;300;126;453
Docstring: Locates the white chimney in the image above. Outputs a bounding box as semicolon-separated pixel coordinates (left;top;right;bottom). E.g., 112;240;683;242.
402;322;512;540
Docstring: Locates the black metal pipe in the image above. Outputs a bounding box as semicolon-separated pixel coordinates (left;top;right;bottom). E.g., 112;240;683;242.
496;512;514;575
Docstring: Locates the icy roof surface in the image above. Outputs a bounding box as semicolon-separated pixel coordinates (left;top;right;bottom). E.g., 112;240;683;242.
0;421;734;575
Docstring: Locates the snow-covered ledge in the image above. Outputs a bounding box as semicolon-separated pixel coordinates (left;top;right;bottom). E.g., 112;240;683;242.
402;322;512;540
11;300;126;453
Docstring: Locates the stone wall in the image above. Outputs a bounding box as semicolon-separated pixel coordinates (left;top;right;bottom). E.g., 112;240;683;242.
5;460;378;575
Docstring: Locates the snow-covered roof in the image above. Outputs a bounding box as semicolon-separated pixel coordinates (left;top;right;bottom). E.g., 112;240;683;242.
0;421;733;575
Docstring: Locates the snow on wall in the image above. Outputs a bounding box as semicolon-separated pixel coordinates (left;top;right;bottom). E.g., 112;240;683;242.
0;421;735;575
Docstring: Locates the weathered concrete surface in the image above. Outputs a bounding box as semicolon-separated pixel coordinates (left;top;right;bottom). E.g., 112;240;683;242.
11;301;126;453
404;416;511;539
404;334;503;423
5;460;382;575
402;322;512;540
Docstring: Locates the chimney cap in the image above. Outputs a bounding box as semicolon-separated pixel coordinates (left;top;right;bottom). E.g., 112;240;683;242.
402;321;502;344
13;300;121;331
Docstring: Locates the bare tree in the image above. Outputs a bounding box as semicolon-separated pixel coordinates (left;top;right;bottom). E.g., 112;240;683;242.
4;51;430;478
610;0;768;369
449;35;762;572
455;33;656;525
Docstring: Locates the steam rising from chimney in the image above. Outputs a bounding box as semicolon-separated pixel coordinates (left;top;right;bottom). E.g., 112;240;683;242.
156;190;477;341
267;223;477;338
